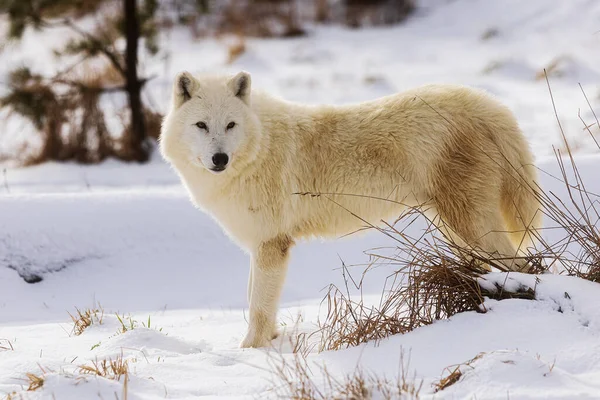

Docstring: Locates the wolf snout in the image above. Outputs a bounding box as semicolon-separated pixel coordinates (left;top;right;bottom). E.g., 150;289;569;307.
211;153;229;171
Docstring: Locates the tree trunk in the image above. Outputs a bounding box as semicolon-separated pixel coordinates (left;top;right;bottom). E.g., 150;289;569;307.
197;0;210;14
315;0;329;23
123;0;148;162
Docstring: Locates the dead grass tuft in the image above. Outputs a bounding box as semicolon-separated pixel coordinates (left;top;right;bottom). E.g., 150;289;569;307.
434;366;461;392
77;354;129;381
534;74;600;281
69;306;104;336
433;353;484;392
269;349;421;399
24;369;46;392
315;209;539;352
4;366;49;399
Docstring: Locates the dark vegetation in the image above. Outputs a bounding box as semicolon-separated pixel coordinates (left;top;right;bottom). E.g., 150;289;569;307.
0;0;416;165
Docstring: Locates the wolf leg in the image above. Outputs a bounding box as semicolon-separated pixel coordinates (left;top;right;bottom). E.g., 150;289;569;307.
241;235;293;348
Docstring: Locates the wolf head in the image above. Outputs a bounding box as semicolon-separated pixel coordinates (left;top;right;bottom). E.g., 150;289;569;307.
160;71;259;175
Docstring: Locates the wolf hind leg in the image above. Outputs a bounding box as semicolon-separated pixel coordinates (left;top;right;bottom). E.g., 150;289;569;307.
428;202;528;272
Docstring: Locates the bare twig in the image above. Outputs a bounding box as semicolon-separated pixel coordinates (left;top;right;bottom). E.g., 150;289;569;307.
44;18;127;77
268;348;421;399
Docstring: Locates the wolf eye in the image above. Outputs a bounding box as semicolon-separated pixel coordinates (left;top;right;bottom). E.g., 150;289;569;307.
195;121;208;130
226;121;236;130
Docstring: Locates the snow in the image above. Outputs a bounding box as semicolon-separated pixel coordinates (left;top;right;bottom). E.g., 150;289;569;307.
1;0;600;398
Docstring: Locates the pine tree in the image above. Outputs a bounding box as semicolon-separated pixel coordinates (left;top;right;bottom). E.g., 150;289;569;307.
0;0;159;164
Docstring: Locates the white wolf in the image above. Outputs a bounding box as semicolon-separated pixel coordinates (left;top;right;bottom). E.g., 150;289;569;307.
160;71;542;348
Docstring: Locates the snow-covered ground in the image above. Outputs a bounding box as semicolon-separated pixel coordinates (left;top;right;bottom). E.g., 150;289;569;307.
1;0;600;399
2;155;600;399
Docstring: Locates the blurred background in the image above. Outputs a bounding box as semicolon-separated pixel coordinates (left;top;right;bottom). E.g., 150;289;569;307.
0;0;599;170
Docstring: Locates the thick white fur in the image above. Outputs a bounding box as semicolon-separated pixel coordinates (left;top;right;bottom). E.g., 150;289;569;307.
160;71;542;348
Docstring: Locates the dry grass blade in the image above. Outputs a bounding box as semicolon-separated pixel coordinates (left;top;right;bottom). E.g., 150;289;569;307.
115;313;138;334
433;353;484;393
69;306;104;336
18;365;50;393
433;366;461;392
535;73;600;281
268;348;421;399
77;353;129;381
25;372;44;391
269;350;322;400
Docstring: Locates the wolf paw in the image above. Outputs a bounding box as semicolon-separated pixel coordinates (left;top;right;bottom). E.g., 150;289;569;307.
240;331;271;348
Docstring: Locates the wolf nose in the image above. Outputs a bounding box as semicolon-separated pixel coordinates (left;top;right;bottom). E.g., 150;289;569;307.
212;153;229;168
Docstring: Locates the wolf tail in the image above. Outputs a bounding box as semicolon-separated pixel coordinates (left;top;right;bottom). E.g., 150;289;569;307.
500;144;543;252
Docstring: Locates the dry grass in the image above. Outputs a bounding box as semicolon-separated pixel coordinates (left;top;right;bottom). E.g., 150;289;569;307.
0;339;14;351
315;147;596;351
69;306;104;336
434;366;461;392
302;181;536;350
15;365;51;393
144;108;164;140
178;0;416;39
269;349;421;399
226;36;247;64
115;313;138;334
532;149;600;282
77;354;129;381
273;314;316;357
62;59;124;90
433;353;484;392
2;64;118;165
314;204;540;352
2;368;46;399
114;313;162;335
218;0;306;38
40;0;105;19
24;373;44;392
4;357;128;399
532;74;600;281
535;56;571;81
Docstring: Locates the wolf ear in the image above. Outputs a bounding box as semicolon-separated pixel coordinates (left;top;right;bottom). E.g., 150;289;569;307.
228;71;251;104
173;71;198;108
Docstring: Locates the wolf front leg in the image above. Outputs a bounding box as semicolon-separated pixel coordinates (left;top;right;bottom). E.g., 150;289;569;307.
240;235;293;348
